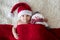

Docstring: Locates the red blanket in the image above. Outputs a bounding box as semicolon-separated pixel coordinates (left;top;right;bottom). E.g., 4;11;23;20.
50;28;60;39
0;24;16;40
0;24;60;40
17;24;59;40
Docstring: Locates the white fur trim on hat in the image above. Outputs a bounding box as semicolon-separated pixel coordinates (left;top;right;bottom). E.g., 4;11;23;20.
18;10;32;18
32;13;44;19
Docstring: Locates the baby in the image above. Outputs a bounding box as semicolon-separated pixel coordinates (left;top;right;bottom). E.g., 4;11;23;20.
30;11;48;27
11;2;33;39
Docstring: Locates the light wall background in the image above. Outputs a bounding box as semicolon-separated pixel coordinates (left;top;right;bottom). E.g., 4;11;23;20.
0;0;60;28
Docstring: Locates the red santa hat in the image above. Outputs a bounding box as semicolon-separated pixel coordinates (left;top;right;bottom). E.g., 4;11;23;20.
11;2;32;18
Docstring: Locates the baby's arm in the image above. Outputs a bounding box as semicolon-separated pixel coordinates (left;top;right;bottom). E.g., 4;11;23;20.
12;26;18;39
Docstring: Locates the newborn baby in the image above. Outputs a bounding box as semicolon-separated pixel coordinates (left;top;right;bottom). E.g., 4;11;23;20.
30;11;48;27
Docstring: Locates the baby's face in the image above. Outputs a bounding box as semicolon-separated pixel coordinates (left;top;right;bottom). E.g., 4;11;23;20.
19;14;31;23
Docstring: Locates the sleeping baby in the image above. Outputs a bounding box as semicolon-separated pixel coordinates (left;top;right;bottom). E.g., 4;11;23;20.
30;11;49;27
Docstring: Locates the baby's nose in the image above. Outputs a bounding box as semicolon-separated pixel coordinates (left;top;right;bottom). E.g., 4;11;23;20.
24;15;27;19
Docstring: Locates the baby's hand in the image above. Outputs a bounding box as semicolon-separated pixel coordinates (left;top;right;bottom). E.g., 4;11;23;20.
44;18;48;22
12;27;19;39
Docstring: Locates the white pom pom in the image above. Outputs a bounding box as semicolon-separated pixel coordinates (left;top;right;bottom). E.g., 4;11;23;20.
7;12;13;18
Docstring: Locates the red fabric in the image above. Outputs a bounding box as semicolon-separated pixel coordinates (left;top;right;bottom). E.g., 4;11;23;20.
0;24;60;40
50;28;60;39
17;24;59;40
0;24;16;40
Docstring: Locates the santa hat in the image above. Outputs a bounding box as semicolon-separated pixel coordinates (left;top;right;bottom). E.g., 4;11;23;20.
32;12;44;19
11;2;32;18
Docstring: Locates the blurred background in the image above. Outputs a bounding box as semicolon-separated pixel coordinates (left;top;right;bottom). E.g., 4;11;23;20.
0;0;60;28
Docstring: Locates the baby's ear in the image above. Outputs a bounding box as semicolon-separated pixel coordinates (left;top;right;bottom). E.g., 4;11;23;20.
44;18;48;22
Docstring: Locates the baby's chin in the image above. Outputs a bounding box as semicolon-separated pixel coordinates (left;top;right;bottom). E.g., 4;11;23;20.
23;22;29;24
23;21;30;23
